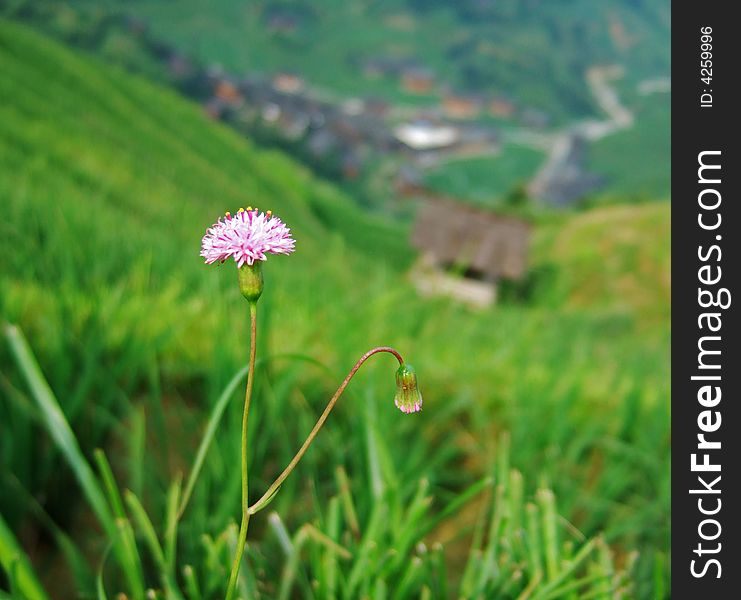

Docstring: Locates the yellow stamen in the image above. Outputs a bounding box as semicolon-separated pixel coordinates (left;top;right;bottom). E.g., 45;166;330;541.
225;211;231;218
266;210;272;216
238;207;245;213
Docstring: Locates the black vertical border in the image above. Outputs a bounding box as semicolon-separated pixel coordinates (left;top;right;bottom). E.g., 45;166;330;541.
672;3;739;598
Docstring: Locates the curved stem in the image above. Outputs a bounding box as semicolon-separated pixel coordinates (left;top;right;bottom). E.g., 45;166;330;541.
248;346;404;515
225;302;258;600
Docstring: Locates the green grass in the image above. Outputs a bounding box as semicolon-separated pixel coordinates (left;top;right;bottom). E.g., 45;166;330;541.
422;145;544;206
4;0;671;206
55;0;670;123
588;92;671;201
1;19;669;599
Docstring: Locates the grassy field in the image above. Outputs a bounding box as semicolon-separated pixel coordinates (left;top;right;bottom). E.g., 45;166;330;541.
588;91;671;201
1;19;669;599
3;0;671;207
62;0;670;123
422;145;544;208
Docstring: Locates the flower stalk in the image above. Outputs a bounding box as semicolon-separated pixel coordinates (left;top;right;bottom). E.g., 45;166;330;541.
224;301;258;600
248;346;405;516
200;208;421;599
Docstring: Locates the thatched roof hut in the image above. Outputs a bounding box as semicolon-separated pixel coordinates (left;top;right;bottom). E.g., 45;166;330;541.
411;198;530;282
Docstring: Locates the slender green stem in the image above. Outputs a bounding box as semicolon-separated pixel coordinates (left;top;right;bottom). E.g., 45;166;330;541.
242;303;258;516
225;302;258;600
248;346;404;515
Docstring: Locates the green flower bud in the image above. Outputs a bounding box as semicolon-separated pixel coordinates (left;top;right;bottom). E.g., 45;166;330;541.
394;363;422;414
238;262;264;303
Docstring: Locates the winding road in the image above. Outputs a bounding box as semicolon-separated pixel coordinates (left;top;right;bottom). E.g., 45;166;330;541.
522;65;636;199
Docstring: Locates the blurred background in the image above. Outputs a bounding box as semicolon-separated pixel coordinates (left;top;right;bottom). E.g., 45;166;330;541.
0;1;670;598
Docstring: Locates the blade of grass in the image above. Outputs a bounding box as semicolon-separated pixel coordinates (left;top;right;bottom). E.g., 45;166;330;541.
652;550;666;600
128;404;146;498
4;323;145;600
460;482;499;595
177;364;248;519
540;572;612;600
301;524;351;560
0;513;49;600
530;538;598;600
321;497;341;600
164;475;183;576
276;528;315;600
373;579;388;600
347;504;388;595
96;545;112;600
595;535;614;598
391;556;423;600
182;565;202;600
515;570;543;600
499;568;524;597
418;476;493;540
271;512;351;561
385;480;432;575
431;544;448;599
525;502;543;579
335;466;360;539
124;490;185;600
96;572;108;600
475;481;506;593
124;491;165;568
537;488;559;582
178;352;332;520
146;358;169;469
2;472;94;594
560;540;578;600
508;470;524;541
268;512;294;556
4;324;111;525
364;399;384;500
93;449;145;594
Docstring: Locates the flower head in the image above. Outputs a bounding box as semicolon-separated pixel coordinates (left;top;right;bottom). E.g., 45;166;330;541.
394;363;422;414
201;208;295;268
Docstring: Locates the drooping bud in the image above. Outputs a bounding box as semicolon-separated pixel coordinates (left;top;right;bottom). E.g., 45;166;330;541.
238;262;264;303
394;363;422;414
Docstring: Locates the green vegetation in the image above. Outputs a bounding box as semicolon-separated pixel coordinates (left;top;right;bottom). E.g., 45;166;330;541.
1;19;669;599
64;0;669;123
589;91;671;201
2;0;671;207
422;145;544;207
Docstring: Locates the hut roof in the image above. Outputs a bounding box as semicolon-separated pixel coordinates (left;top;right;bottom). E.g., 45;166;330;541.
411;198;531;280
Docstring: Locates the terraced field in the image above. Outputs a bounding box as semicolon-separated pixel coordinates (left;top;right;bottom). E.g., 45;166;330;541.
1;20;670;599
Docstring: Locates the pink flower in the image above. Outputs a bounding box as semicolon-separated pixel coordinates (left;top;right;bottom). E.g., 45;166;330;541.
201;208;295;267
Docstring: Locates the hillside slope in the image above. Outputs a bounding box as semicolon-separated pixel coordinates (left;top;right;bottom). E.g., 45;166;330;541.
1;19;669;598
0;16;414;529
0;16;411;360
71;0;669;121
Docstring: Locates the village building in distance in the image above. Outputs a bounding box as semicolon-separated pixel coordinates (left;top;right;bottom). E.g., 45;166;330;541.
410;198;531;307
91;12;611;209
